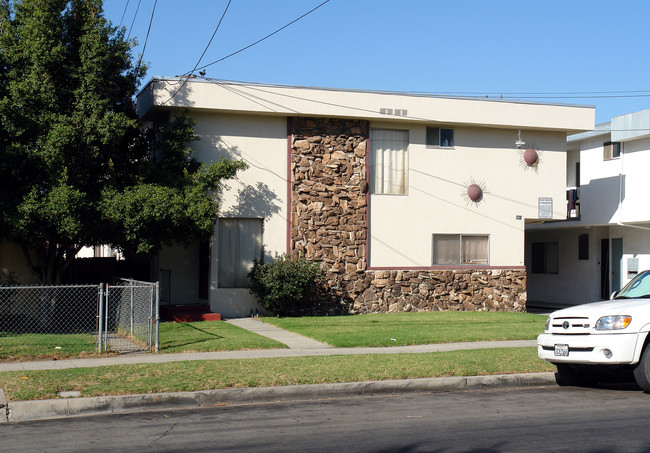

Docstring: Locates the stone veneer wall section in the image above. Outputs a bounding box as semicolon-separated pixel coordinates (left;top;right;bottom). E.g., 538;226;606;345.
290;117;527;313
290;117;368;288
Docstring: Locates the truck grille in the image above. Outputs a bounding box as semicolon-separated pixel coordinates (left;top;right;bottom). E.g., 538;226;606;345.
550;316;592;334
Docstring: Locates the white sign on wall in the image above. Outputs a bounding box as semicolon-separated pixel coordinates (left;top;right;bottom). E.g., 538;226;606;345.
538;197;553;219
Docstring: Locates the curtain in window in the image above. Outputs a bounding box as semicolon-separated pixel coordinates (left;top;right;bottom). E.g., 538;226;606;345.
433;234;460;265
462;236;488;264
370;129;408;194
218;218;263;288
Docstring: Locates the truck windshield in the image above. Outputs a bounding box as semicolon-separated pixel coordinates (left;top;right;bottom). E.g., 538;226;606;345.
615;271;650;299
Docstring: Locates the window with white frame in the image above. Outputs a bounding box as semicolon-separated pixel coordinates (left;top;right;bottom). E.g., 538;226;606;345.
432;234;489;265
218;218;263;288
426;127;454;148
603;141;621;160
370;129;408;194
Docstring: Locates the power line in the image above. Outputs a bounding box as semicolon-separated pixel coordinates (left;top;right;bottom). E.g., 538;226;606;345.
188;0;232;76
406;89;650;96
162;0;331;105
126;0;141;41
493;94;650;100
118;0;130;27
136;0;157;70
161;0;233;104
181;79;650;132
195;0;331;73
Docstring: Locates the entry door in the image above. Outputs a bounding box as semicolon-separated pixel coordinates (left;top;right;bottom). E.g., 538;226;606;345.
611;238;623;293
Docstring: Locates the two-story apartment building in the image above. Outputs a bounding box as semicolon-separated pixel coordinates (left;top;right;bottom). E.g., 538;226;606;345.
526;109;650;309
134;78;594;317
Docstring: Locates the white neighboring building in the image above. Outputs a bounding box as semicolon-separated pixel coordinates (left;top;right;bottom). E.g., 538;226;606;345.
526;109;650;309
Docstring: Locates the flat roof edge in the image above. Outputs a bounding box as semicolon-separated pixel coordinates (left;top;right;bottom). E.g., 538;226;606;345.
138;77;596;110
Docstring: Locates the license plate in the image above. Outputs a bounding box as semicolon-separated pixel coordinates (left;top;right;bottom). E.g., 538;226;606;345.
554;344;569;356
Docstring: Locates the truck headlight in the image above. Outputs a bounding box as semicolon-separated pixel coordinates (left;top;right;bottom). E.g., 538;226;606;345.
595;315;632;330
545;316;551;331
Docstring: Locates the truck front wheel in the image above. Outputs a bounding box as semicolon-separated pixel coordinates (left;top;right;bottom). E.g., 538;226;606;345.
633;345;650;392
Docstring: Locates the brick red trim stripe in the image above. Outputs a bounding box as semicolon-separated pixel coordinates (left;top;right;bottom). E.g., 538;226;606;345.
367;266;526;271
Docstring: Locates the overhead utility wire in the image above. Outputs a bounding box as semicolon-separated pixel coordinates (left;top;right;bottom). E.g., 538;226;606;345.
186;0;232;76
408;89;650;96
161;0;233;104
194;0;331;73
136;0;157;71
492;94;650;100
126;0;141;40
118;0;130;27
162;0;331;105
210;80;650;132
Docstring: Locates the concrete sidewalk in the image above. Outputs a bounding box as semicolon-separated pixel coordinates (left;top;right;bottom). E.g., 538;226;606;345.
0;317;547;423
0;316;537;372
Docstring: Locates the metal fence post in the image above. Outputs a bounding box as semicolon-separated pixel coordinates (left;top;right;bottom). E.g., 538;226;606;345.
104;285;110;349
130;282;134;336
98;284;104;353
154;281;160;353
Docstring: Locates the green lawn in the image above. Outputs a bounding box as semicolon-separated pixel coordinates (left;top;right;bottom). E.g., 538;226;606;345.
261;311;547;347
0;347;555;401
0;321;286;361
0;312;546;360
158;321;286;353
0;332;99;361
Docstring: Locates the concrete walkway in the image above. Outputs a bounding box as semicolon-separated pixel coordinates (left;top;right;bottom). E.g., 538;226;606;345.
225;317;332;349
0;318;547;423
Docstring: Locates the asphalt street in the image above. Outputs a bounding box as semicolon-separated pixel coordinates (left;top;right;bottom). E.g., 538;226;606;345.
3;386;650;452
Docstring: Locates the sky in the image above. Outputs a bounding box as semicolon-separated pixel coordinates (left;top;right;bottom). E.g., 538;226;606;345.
102;0;650;124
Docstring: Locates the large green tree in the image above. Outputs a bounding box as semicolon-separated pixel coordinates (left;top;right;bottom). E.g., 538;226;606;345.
0;0;246;284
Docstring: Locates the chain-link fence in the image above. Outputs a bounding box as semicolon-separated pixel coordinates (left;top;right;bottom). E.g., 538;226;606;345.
104;279;159;353
0;280;159;359
0;284;102;357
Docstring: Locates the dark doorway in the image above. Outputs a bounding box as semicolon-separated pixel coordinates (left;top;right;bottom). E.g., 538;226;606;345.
612;238;623;294
600;239;609;300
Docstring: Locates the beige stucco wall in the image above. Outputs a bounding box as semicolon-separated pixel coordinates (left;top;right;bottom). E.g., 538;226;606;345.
0;241;38;285
190;112;288;317
369;122;567;267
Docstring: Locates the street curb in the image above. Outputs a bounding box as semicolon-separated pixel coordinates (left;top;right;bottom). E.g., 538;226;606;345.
4;372;557;423
0;389;7;423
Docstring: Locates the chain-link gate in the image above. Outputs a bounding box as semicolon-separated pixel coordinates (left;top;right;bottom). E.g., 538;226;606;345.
103;279;159;353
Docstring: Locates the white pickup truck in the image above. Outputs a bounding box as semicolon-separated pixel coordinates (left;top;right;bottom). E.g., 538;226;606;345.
537;270;650;391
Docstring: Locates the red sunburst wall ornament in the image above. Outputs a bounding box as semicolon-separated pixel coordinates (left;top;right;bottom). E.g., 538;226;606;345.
467;184;483;202
462;179;488;206
519;144;542;172
524;148;539;166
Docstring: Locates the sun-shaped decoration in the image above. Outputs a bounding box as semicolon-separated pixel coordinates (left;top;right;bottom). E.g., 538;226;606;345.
462;178;488;206
519;142;542;172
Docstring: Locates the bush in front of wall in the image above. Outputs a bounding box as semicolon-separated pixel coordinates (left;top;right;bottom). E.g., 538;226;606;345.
248;254;326;316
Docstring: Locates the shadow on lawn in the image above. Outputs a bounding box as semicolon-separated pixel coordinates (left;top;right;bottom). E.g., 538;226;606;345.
160;322;225;350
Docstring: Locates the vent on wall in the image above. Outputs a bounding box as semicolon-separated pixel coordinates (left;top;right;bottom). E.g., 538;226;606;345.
380;108;408;116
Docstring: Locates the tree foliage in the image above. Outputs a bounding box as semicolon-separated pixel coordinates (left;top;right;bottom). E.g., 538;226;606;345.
0;0;246;283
